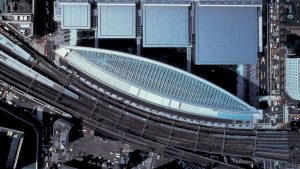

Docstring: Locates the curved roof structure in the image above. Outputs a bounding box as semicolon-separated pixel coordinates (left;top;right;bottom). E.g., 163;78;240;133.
55;46;261;122
286;58;300;100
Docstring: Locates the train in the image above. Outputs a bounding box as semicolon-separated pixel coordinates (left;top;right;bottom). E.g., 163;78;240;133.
0;33;34;61
0;50;79;101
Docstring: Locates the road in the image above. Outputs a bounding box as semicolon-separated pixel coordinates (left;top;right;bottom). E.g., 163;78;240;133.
259;0;271;96
258;0;292;124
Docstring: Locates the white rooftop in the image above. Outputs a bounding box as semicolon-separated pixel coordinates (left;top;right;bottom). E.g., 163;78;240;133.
97;3;136;38
142;4;189;47
286;58;300;100
61;3;91;29
198;0;262;6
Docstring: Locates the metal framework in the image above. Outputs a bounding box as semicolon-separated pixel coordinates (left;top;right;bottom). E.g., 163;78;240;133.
73;49;254;112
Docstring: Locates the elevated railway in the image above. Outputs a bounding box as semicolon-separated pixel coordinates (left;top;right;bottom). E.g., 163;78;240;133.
0;28;299;167
0;51;297;164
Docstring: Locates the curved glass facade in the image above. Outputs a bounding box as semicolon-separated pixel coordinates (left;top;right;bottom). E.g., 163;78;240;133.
71;49;254;112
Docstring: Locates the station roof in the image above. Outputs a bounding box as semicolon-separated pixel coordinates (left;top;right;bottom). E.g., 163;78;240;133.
194;6;258;65
97;3;136;38
286;58;300;100
142;4;189;47
61;3;91;29
56;46;261;121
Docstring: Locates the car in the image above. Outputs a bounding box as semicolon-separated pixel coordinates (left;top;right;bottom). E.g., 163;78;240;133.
261;57;265;64
287;15;293;19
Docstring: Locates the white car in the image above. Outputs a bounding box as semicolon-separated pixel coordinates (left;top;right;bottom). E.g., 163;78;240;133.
261;57;265;64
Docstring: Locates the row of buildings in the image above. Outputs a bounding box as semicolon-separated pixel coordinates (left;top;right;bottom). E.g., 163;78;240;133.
0;0;35;37
54;0;263;66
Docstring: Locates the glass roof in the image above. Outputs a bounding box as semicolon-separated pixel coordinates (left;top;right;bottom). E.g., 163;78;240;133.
71;49;253;112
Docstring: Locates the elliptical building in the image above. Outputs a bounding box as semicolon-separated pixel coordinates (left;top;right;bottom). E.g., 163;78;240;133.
56;46;262;122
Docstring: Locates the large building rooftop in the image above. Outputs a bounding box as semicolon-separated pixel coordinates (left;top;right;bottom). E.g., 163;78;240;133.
286;58;300;100
198;0;262;6
142;4;189;47
97;3;136;38
56;46;261;121
61;3;91;29
194;6;258;65
55;0;262;65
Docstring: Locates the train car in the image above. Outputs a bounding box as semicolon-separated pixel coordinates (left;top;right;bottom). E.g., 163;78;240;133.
0;34;34;61
0;51;79;101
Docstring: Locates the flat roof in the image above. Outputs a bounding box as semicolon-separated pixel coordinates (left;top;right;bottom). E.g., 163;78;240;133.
198;0;262;7
54;1;62;22
143;0;191;4
61;3;91;29
95;0;136;3
142;5;189;47
97;3;136;38
194;6;258;65
286;58;300;100
59;0;88;3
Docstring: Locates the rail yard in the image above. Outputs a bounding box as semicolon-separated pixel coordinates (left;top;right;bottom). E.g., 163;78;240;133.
0;26;300;169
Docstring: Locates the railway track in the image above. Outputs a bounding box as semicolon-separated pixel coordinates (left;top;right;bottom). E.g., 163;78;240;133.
0;56;294;165
0;64;244;168
0;29;298;166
